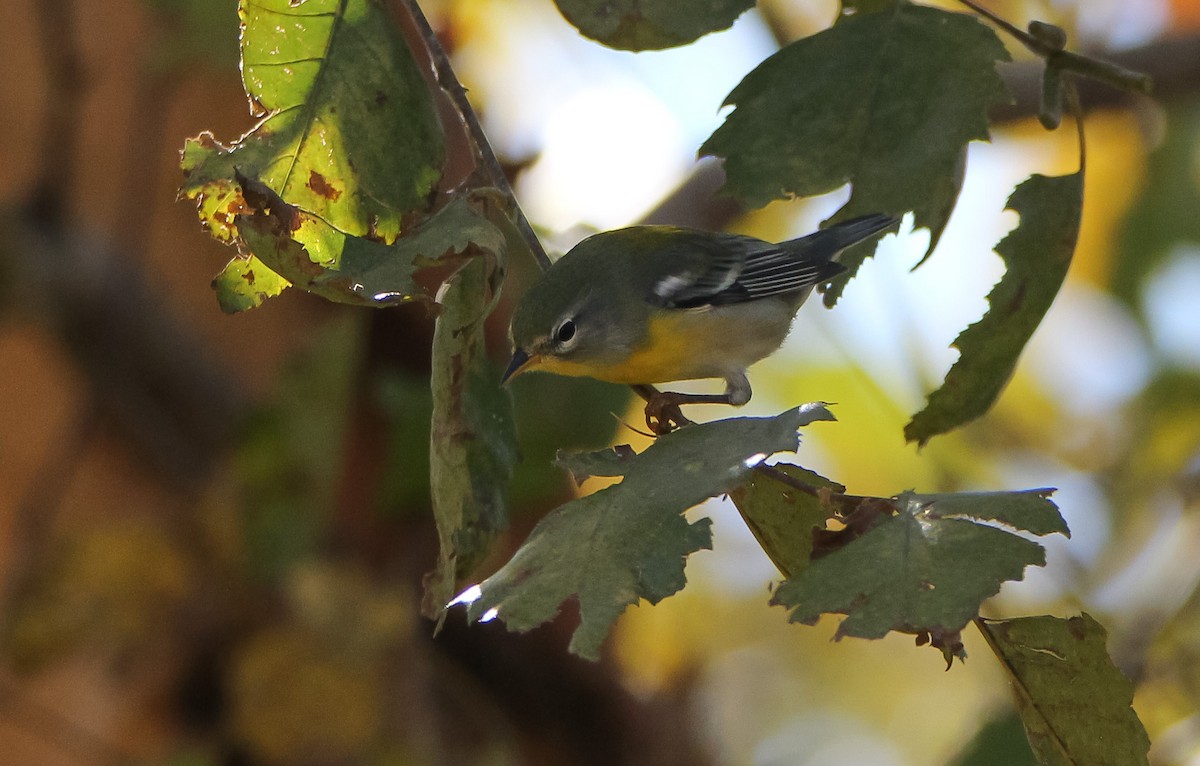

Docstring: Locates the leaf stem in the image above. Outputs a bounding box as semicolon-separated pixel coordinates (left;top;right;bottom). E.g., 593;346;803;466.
752;463;878;512
973;617;1076;762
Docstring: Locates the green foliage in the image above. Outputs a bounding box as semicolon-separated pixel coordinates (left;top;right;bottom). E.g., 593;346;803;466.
179;0;510;313
211;252;291;314
426;255;518;622
906;170;1084;444
175;1;1158;759
978;614;1151;765
458;406;835;659
185;0;443;242
702;1;1011;301
729;463;842;578
553;0;754;50
773;490;1067;641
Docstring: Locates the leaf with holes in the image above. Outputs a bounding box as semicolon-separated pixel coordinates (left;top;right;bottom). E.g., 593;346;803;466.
180;0;443;242
773;489;1067;641
978;614;1150;765
454;405;835;659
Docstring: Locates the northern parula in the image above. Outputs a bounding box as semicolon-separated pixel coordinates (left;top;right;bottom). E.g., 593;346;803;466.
504;214;898;430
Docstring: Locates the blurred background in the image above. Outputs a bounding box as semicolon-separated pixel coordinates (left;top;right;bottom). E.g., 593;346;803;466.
1;0;1199;763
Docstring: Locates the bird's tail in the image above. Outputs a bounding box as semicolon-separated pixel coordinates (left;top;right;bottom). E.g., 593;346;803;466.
785;213;899;262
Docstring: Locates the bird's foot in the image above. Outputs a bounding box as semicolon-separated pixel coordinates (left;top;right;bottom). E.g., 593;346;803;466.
643;394;694;436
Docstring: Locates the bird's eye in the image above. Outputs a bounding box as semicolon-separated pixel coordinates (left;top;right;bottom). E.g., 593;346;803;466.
555;319;577;345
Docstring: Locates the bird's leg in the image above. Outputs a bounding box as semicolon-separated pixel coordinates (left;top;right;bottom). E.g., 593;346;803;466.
633;374;752;436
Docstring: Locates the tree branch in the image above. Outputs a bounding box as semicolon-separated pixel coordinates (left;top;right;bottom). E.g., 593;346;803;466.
397;0;553;271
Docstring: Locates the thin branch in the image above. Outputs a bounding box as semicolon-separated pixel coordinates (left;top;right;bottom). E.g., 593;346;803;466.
752;462;879;513
399;0;552;271
957;0;1152;94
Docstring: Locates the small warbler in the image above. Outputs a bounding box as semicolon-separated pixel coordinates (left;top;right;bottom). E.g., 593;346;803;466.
504;214;898;431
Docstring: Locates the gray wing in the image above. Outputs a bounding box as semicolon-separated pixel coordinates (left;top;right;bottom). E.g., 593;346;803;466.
648;215;897;309
648;231;844;309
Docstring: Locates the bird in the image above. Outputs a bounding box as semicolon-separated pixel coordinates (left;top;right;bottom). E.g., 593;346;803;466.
503;214;899;433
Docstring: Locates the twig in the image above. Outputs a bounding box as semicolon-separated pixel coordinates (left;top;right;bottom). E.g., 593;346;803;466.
751;462;878;513
957;0;1153;94
399;0;553;271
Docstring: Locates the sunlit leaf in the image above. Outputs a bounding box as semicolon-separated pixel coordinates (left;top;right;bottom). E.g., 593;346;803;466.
227;180;504;310
773;489;1066;640
906;171;1083;445
555;0;754;51
212;253;292;314
702;2;1010;301
425;254;518;624
180;0;443;243
729;463;843;578
456;405;835;659
977;614;1150;766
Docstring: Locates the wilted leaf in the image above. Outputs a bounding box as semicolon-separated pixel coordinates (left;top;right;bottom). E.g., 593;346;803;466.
773;489;1066;641
424;254;518;624
180;0;443;243
906;171;1083;445
729;463;844;578
702;2;1010;299
977;614;1150;766
223;180;504;310
454;405;835;660
554;0;754;50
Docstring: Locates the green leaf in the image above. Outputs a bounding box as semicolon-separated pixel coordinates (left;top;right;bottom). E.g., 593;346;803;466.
554;0;754;51
702;2;1010;297
425;253;518;624
212;253;292;314
180;0;444;243
729;463;844;578
977;614;1151;766
773;489;1066;640
905;171;1083;445
456;405;835;660
228;180;504;310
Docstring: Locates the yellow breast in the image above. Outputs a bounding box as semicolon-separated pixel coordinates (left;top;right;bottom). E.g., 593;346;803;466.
530;303;795;385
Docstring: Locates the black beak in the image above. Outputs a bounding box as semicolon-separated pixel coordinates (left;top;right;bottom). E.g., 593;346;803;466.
502;348;531;384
